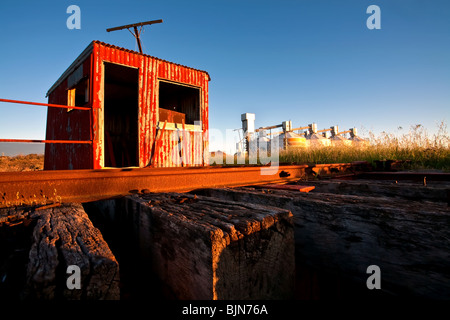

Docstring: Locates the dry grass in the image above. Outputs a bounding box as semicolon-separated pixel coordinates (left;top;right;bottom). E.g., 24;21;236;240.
279;122;450;171
1;123;448;172
0;154;44;172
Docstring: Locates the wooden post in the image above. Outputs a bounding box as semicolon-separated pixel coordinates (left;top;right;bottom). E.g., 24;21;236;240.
150;120;167;167
181;119;189;167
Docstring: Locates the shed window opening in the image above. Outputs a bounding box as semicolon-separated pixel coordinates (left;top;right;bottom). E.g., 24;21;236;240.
158;81;201;128
67;78;89;112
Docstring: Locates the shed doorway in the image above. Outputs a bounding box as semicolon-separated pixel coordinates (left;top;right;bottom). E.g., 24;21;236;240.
103;63;139;167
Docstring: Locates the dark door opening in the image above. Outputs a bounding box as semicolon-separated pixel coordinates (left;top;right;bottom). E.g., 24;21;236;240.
104;63;139;167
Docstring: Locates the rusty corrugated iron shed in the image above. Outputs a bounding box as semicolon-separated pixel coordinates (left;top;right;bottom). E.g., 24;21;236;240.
45;40;210;170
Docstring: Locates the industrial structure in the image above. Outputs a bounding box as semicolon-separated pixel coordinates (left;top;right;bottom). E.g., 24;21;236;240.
237;113;368;154
44;40;210;170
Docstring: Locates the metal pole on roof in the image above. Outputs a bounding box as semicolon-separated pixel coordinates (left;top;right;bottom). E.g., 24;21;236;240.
133;26;144;53
106;19;163;54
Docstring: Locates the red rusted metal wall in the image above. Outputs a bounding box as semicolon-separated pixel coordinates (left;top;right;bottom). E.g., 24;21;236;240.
153;129;205;167
45;41;210;169
44;58;92;170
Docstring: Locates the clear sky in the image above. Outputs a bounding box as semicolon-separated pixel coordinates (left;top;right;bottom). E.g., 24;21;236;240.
0;0;449;155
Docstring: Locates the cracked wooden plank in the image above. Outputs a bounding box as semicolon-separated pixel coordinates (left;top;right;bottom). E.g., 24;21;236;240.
195;187;450;299
23;203;120;300
122;193;295;300
297;179;450;203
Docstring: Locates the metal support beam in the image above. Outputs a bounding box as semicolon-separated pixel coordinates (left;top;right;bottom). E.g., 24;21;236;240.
291;126;309;132
106;19;163;54
106;19;163;32
0;98;91;111
133;26;143;53
0;139;92;144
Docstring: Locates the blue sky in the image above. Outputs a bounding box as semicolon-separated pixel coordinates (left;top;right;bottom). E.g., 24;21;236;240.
0;0;449;155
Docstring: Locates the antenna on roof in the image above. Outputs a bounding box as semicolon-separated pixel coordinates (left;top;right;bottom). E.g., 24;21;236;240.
106;19;163;54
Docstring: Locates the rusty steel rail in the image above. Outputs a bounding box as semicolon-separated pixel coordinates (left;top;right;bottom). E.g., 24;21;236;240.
0;98;93;145
0;139;92;144
0;163;364;208
0;98;91;111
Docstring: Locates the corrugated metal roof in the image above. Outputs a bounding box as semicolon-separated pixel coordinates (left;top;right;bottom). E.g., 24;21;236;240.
47;40;211;97
46;42;94;97
93;41;211;80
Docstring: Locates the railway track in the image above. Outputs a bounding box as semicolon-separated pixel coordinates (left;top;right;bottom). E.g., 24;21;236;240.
2;161;448;209
0;163;366;208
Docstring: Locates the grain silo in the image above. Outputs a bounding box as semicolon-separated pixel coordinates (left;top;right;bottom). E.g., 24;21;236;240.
307;123;331;147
